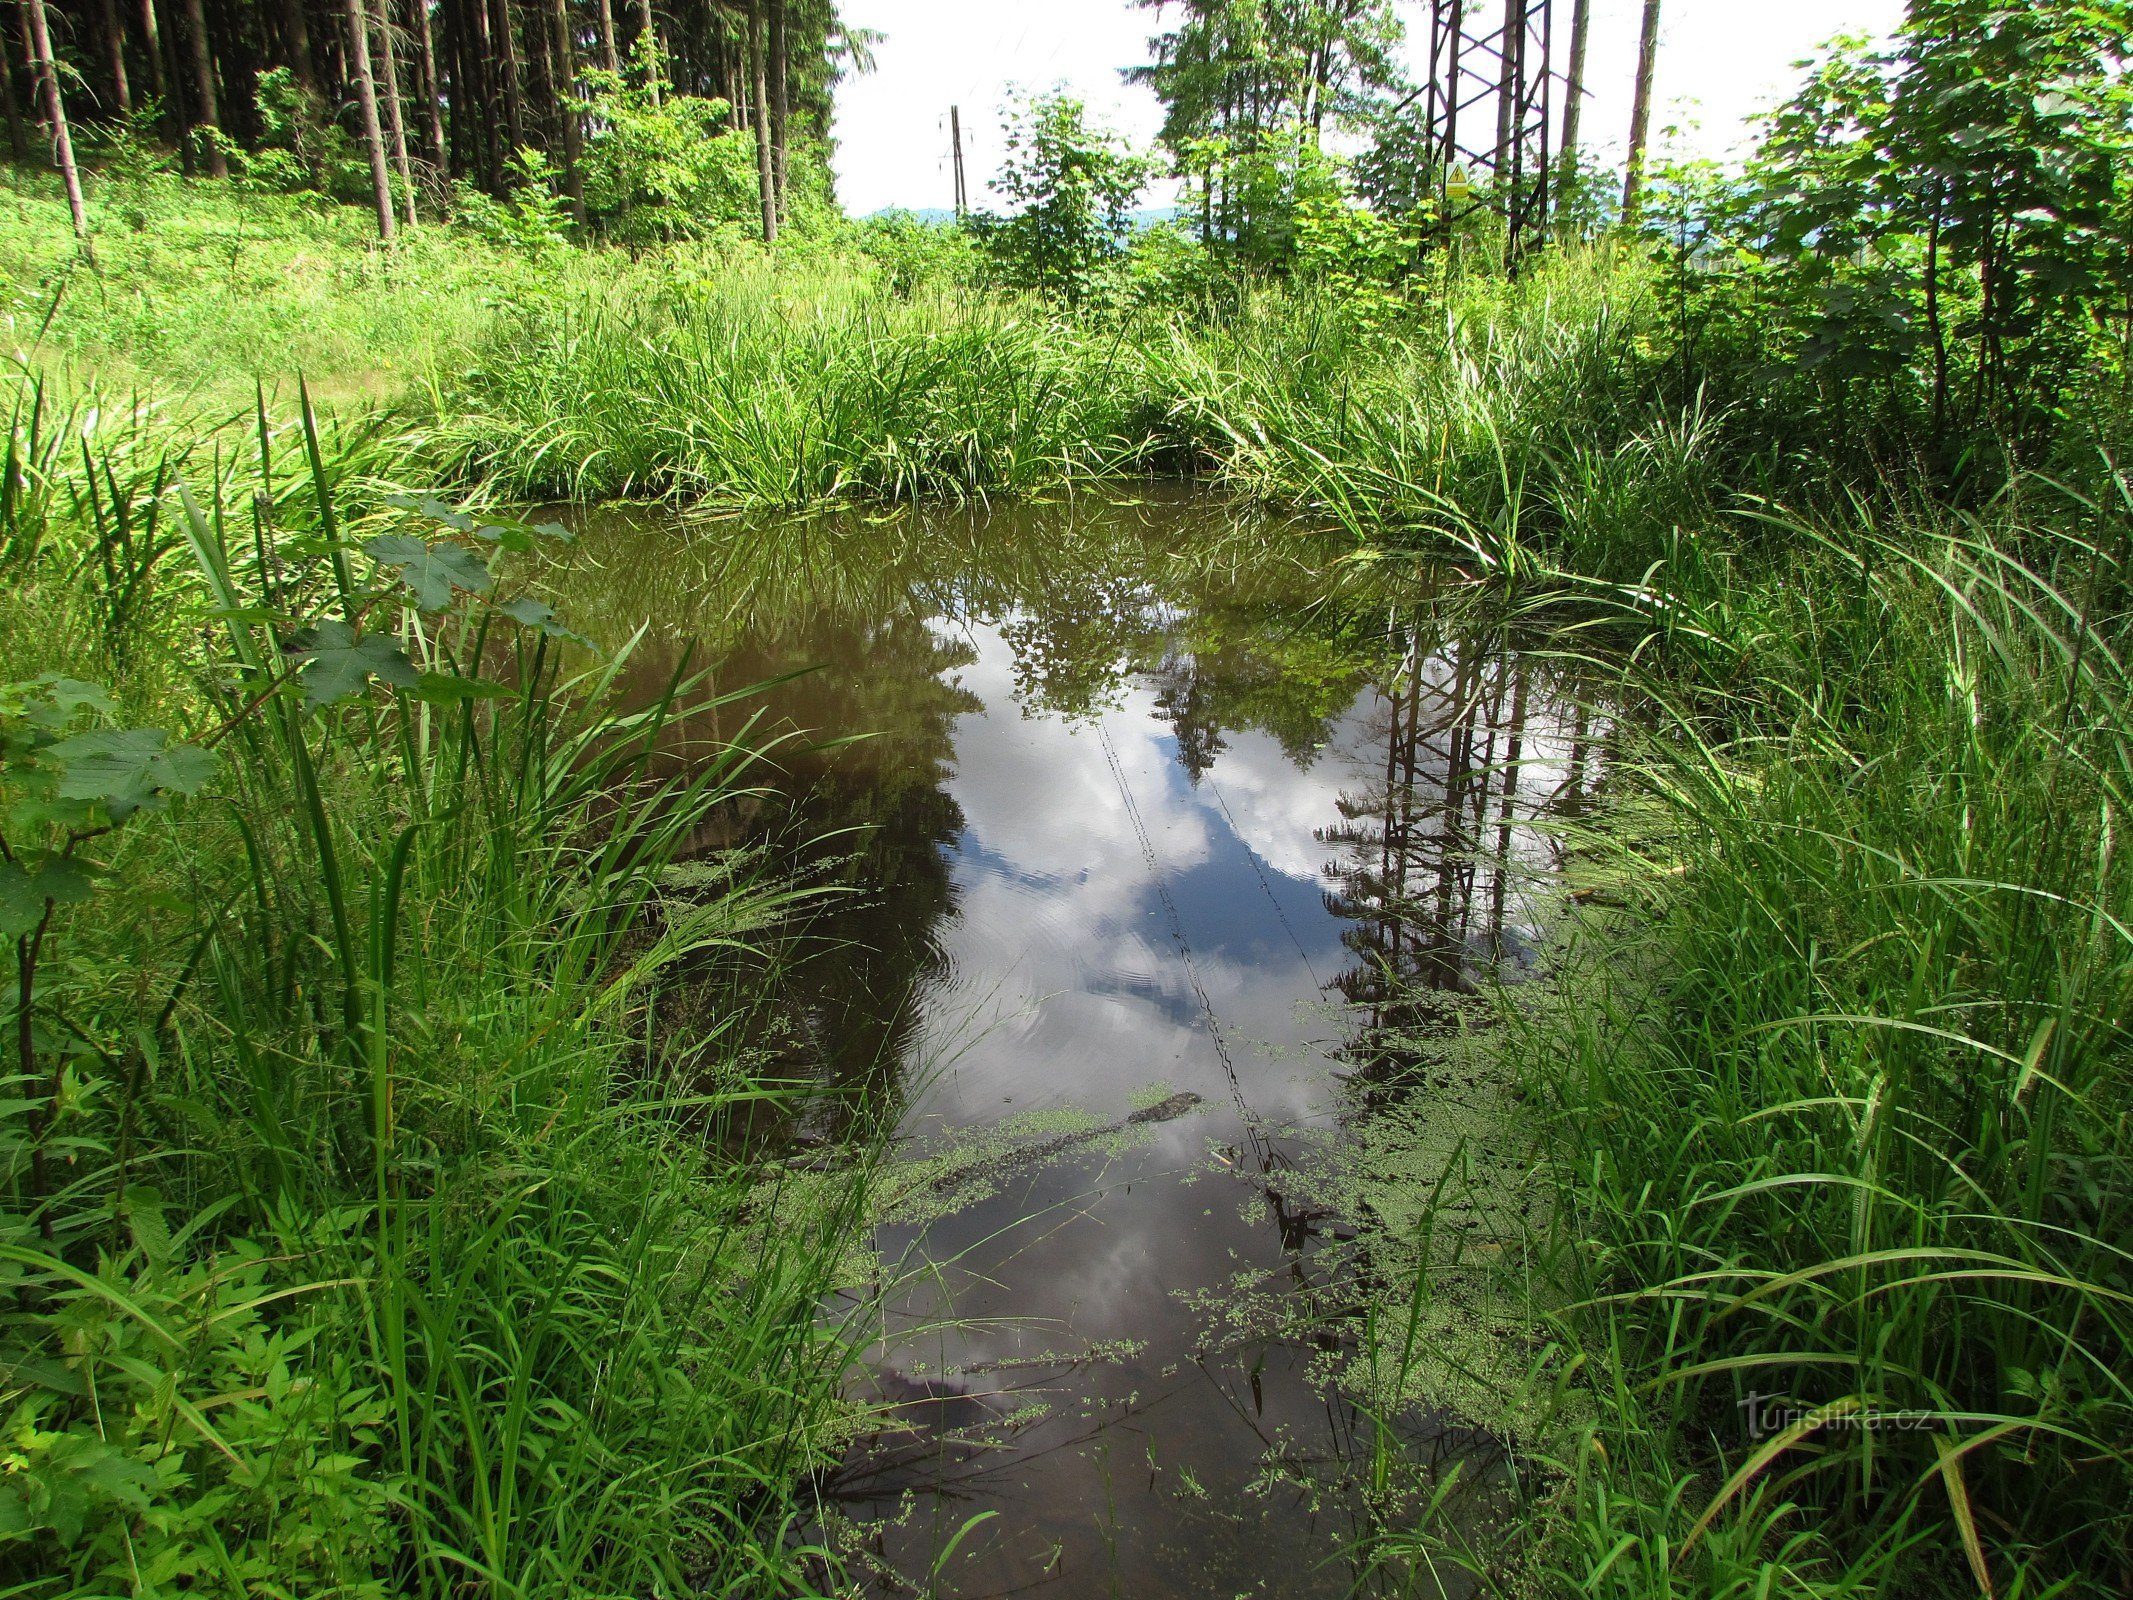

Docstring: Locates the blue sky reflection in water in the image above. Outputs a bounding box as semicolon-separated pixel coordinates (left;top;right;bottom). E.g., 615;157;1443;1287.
556;496;1601;1597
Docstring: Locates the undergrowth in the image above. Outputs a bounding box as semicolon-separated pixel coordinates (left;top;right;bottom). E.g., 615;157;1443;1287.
0;374;877;1596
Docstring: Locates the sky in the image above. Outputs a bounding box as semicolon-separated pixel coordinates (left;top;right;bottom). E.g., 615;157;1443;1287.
830;0;1912;217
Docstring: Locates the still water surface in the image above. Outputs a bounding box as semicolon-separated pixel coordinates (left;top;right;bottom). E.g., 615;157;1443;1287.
556;492;1600;1598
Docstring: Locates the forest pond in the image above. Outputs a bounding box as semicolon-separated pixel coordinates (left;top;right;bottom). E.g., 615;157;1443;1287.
553;491;1605;1598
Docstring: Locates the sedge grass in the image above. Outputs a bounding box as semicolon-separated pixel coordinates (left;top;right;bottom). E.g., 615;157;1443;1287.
1355;483;2133;1598
0;373;878;1596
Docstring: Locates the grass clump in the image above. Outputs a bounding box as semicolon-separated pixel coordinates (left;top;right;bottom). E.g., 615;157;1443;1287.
1352;488;2133;1598
0;375;874;1596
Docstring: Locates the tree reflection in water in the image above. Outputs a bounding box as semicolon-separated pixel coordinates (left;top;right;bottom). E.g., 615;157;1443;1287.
1321;615;1606;1076
532;494;1604;1598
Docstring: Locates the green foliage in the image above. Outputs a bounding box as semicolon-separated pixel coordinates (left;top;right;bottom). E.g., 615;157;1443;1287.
1132;0;1405;264
1289;181;1420;321
241;66;367;203
0;378;877;1596
451;148;576;255
0;173;569;403
977;92;1153;305
575;56;762;245
851;210;982;299
1457;489;2133;1595
1650;0;2133;474
424;263;1175;502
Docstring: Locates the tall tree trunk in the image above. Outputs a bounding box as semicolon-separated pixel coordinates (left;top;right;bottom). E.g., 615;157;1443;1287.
205;0;261;147
1492;0;1519;179
452;0;492;186
441;0;475;180
1557;0;1589;210
136;0;165;102
23;0;91;256
747;0;772;242
342;0;396;237
280;0;316;89
632;0;656;99
546;0;581;220
593;0;615;72
768;0;785;219
1620;0;1661;225
150;0;191;167
0;5;29;162
411;0;443;169
459;0;500;187
178;0;226;174
492;0;523;159
92;0;132;114
372;0;415;223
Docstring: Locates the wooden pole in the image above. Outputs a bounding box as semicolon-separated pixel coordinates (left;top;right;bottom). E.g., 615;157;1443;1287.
951;103;966;218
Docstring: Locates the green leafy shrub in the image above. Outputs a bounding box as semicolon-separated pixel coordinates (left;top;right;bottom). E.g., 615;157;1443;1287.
975;91;1153;306
852;210;981;299
576;62;761;245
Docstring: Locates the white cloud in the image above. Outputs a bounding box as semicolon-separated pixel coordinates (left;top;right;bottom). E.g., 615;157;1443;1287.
831;0;1910;217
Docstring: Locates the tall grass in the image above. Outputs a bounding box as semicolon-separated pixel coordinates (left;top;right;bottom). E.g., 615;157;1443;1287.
421;266;1174;505
1362;481;2133;1597
418;245;1687;535
0;375;873;1596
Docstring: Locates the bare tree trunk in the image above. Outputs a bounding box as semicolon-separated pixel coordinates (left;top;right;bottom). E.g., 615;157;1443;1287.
1492;0;1519;178
146;0;191;164
180;0;227;174
23;0;92;257
493;0;524;157
137;0;166;102
633;0;656;99
725;3;742;126
593;0;615;73
748;0;773;242
768;0;786;219
343;0;396;237
459;0;500;186
280;0;316;89
1621;0;1661;225
412;0;443;169
1557;0;1589;208
0;6;29;162
91;0;132;113
372;0;415;223
546;0;581;219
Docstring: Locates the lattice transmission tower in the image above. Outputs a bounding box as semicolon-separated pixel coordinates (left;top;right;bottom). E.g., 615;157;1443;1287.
1414;0;1559;277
